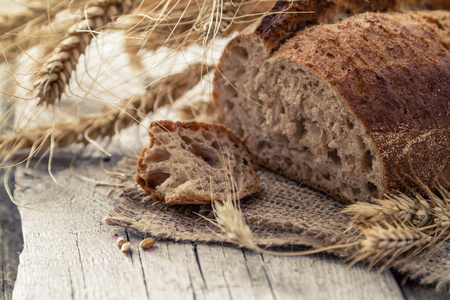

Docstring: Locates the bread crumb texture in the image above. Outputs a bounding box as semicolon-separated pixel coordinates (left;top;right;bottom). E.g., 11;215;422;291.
136;121;259;205
214;10;450;203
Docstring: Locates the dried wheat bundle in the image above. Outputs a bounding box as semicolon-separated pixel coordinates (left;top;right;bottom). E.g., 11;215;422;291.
0;0;276;167
25;0;275;106
0;63;208;165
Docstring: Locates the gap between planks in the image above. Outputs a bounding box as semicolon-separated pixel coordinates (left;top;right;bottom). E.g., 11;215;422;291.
0;171;22;300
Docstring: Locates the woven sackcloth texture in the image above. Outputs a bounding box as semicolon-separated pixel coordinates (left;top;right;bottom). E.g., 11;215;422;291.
105;157;450;291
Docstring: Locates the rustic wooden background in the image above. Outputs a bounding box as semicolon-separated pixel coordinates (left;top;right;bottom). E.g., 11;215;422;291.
0;0;448;297
0;152;448;299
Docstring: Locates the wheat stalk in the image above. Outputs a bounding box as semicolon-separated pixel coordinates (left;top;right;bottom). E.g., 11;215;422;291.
33;0;141;106
211;196;355;256
0;63;208;164
121;0;275;64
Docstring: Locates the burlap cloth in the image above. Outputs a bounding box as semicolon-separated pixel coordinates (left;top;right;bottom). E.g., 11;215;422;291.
105;157;450;291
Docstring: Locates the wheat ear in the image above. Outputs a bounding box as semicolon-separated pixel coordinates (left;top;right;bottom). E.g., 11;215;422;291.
0;1;80;66
350;223;432;270
343;186;450;269
344;188;450;234
343;193;418;225
33;0;140;106
0;63;208;164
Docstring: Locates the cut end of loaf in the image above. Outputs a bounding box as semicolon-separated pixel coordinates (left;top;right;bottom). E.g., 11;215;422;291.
214;35;384;203
136;120;259;205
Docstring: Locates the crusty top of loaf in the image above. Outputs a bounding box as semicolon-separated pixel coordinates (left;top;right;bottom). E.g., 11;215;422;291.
277;10;450;134
251;0;450;54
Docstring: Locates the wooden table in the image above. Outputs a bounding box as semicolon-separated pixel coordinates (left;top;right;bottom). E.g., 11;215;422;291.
1;153;449;300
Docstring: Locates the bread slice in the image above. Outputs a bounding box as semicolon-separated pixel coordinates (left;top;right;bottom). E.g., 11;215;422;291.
136;121;259;205
213;10;450;203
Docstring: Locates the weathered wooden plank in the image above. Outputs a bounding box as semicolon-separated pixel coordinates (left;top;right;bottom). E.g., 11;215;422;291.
194;243;264;300
136;240;203;299
246;250;405;300
0;173;22;300
11;156;148;299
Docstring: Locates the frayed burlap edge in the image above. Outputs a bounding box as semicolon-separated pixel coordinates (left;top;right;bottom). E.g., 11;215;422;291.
105;156;450;292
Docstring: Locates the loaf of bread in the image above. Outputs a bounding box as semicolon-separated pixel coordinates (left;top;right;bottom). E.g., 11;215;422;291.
213;9;450;203
136;121;259;205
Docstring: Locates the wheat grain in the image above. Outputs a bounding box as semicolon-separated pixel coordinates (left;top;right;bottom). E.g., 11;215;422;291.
117;237;126;248
33;0;140;106
121;241;131;253
139;237;156;249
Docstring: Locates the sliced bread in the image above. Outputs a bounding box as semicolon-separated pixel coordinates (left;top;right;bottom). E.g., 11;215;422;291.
136;120;259;205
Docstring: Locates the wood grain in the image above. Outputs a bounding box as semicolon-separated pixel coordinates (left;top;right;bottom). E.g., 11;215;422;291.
7;153;447;299
0;172;22;300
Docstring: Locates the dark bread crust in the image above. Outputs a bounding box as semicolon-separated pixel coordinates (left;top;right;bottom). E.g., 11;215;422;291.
253;0;330;53
277;10;450;194
249;0;450;54
136;120;259;205
372;130;450;194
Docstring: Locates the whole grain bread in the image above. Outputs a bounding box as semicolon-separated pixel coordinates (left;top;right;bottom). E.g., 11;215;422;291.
213;9;450;203
136;121;259;205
